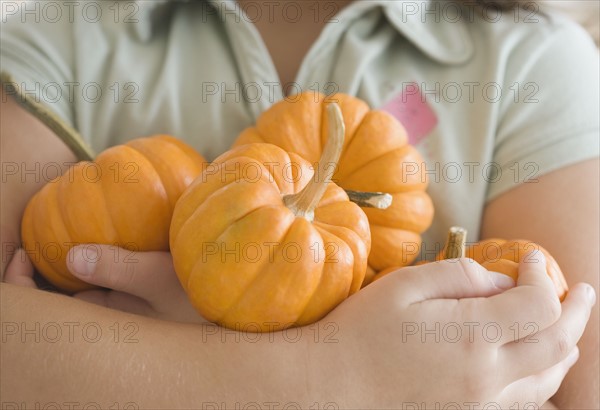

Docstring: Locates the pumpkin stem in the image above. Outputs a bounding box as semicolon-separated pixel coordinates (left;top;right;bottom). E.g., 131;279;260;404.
345;190;393;209
283;103;345;221
443;226;467;259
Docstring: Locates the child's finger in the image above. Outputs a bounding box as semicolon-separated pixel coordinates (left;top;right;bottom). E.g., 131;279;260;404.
385;258;515;306
481;250;562;344
515;250;558;296
499;346;579;408
3;248;37;288
499;282;595;384
66;244;178;300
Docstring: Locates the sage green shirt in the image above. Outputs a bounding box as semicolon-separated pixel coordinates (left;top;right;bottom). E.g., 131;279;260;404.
2;0;599;251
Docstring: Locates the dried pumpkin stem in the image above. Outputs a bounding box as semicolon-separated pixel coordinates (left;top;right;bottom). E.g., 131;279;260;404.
345;190;393;209
443;226;467;259
283;103;345;221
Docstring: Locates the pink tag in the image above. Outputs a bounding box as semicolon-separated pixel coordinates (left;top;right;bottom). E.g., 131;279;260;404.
381;83;438;145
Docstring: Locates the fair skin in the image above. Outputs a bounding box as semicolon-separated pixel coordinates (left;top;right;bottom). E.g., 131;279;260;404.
2;0;598;408
237;0;353;88
2;246;594;408
481;158;600;409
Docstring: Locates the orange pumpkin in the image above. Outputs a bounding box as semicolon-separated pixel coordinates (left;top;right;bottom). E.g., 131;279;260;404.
374;227;569;301
21;135;206;292
170;104;371;331
233;92;434;276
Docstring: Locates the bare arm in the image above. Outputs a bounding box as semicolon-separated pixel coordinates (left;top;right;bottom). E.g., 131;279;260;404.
0;89;77;276
2;260;592;408
0;283;312;408
482;158;600;409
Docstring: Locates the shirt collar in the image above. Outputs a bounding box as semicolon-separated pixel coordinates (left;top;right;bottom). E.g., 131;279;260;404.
133;0;473;65
382;1;474;64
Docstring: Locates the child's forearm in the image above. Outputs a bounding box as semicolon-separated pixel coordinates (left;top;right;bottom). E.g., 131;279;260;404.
1;283;329;408
3;254;593;408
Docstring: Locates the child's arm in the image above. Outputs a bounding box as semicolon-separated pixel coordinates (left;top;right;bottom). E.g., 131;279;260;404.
0;89;77;276
482;158;600;409
1;253;594;408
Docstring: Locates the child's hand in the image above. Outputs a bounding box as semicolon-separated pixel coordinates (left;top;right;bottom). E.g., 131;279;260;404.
312;252;595;408
4;245;206;324
63;244;208;324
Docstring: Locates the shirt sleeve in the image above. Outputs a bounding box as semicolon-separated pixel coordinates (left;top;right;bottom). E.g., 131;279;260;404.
1;1;76;126
486;17;600;202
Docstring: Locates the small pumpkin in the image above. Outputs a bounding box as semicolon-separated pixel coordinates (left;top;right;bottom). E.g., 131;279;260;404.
374;227;569;301
233;92;434;276
21;135;206;292
170;104;371;331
